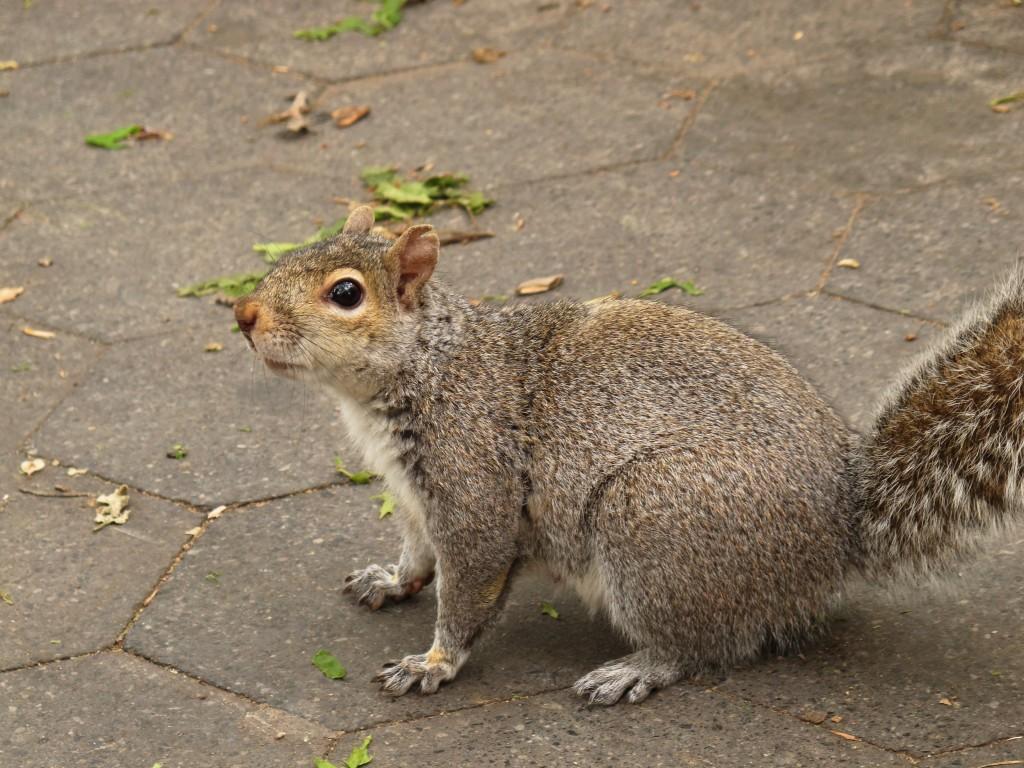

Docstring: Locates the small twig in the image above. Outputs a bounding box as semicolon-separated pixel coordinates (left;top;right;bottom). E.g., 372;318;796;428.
972;761;1024;768
19;488;92;499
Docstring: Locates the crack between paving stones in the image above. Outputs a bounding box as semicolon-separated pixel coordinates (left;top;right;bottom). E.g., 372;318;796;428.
812;192;870;296
0;205;25;233
0;647;112;675
114;514;215;645
11;39;184;71
921;733;1024;759
661;79;718;162
174;0;222;44
707;685;921;764
821;290;949;328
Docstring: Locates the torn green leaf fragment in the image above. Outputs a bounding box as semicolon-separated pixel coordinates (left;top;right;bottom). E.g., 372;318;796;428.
335;458;377;485
312;649;347;680
85;124;143;149
540;601;560;620
637;277;704;298
371;491;396;519
345;736;373;768
177;271;267;299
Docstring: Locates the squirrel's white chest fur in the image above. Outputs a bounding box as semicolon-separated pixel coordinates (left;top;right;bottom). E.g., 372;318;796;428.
336;396;428;530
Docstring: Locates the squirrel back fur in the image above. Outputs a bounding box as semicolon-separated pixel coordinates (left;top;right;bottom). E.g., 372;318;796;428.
235;207;1023;704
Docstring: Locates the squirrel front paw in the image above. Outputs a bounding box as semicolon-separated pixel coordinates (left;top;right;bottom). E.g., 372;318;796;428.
374;648;461;695
343;564;429;610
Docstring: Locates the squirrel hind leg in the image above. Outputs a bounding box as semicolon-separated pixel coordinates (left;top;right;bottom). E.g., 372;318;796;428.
573;649;683;706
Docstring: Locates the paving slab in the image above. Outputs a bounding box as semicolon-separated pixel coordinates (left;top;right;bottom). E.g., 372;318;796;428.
290;49;694;188
722;294;940;434
31;331;346;506
951;0;1024;56
826;174;1024;324
554;0;946;79
326;686;904;767
718;537;1024;757
0;651;334;768
0;472;196;670
125;486;627;731
189;0;568;82
429;161;848;311
0;46;309;202
0;166;357;342
0;0;210;66
684;41;1024;194
0;315;103;460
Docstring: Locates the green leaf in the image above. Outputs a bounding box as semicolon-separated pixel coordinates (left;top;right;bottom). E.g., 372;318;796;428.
991;91;1024;107
312;649;347;680
335;458;377;485
374;179;433;206
371;203;411;221
345;736;373;768
204;571;221;584
637;277;704;298
85;124;143;149
371;491;396;519
360;166;398;187
177;271;267;298
166;443;188;460
423;173;470;194
451;190;494;215
540;601;560;620
253;217;349;264
294;16;377;41
314;760;338;768
0;589;13;606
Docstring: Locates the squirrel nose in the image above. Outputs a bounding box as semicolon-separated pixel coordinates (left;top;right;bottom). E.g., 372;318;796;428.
234;298;259;340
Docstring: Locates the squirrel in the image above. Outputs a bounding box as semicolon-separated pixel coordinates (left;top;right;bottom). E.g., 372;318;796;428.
235;204;1024;705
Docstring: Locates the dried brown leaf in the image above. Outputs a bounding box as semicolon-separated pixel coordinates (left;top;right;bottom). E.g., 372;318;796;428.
19;458;46;476
22;326;56;339
516;274;564;295
134;127;174;142
331;104;371;128
830;730;859;742
266;91;311;133
472;47;507;64
0;61;18;71
0;286;25;304
437;230;495;245
836;258;860;269
204;341;224;353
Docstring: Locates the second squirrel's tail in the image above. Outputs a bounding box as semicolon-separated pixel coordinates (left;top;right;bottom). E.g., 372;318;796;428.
858;264;1024;574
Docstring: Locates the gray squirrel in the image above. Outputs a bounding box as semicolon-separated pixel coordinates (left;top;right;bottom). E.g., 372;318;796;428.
234;205;1024;705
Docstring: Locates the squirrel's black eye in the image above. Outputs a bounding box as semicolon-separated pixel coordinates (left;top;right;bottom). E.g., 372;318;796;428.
328;278;363;309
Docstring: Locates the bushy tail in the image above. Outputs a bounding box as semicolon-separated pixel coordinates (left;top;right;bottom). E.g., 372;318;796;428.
858;264;1024;574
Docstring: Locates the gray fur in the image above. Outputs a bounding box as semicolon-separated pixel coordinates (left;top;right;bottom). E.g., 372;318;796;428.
236;224;1023;706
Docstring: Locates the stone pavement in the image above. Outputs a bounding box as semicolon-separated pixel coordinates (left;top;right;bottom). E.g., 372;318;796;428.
1;1;1022;765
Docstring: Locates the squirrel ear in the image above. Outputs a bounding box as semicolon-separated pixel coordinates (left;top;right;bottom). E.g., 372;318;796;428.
387;224;439;309
342;205;375;235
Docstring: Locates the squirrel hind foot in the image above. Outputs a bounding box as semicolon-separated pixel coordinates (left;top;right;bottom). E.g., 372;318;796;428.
573;650;683;706
343;563;416;610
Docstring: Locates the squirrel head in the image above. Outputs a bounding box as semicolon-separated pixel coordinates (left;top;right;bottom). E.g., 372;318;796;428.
234;205;440;399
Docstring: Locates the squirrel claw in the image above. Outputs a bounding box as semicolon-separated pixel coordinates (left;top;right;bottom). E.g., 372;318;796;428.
573;652;682;707
374;652;457;696
344;563;417;610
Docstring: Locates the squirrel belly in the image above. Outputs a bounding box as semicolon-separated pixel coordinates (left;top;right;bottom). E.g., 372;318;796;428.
236;209;1024;703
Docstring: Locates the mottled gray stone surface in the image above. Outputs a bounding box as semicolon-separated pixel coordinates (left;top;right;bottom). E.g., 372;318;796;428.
0;167;356;342
190;0;568;81
0;0;211;65
126;486;626;731
4;0;1024;763
825;174;1024;323
0;46;310;201
326;686;905;767
0;651;334;768
31;333;346;506
720;539;1024;756
0;473;196;670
